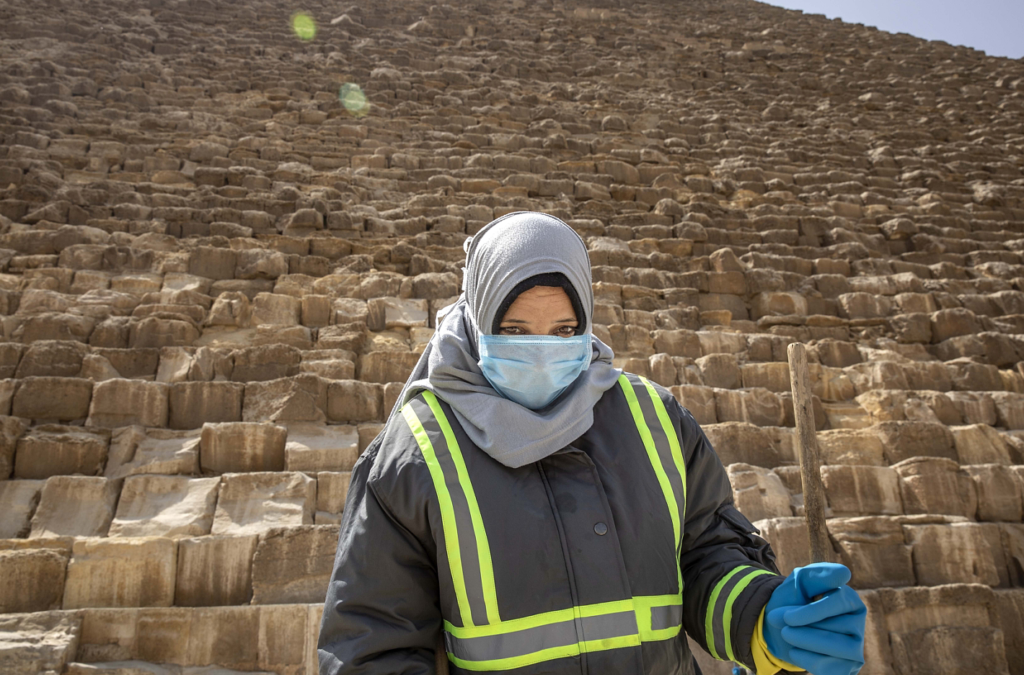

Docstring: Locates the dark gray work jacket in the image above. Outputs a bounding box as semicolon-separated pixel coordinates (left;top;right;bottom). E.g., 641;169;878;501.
318;372;783;675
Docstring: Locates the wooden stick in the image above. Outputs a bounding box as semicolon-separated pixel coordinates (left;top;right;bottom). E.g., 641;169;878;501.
787;342;832;564
436;631;450;675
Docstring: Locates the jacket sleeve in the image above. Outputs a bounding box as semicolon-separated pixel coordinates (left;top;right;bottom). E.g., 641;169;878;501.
671;397;785;671
317;434;441;675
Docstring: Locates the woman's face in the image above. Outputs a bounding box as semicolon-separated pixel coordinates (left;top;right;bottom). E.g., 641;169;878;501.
497;286;578;337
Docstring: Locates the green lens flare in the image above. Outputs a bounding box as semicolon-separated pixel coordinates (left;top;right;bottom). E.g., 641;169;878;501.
291;13;317;41
339;83;369;117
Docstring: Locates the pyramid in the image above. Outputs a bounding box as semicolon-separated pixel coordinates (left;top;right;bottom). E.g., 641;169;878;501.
1;0;1023;672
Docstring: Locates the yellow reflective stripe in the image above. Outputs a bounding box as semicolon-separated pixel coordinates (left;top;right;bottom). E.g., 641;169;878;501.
449;644;580;672
723;569;775;663
640;376;688;525
704;565;749;660
402;403;475;626
618;374;681;549
445;598;635;639
634;593;682;641
422;391;501;625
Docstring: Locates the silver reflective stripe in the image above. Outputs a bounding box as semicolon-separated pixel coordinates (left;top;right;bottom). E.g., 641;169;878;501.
447;610;638;662
650;604;683;631
408;397;491;627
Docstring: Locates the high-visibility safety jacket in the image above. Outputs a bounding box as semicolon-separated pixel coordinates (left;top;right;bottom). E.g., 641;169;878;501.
319;373;784;675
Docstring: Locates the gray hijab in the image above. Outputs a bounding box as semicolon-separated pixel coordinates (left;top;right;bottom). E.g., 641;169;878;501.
390;211;621;468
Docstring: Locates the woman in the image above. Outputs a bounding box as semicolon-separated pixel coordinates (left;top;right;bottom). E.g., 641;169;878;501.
318;212;865;675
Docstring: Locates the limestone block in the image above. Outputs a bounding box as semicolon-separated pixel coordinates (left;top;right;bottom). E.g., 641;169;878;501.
316;472;352;517
200;422;287;473
822;465;903;516
251;525;339;604
212;472;316;536
30;476;121;538
14;340;88;377
258;603;310;673
12;376;92;421
358;351;421;385
1001;525;1024;589
714;387;785;427
753;517;812;575
670;385;717;425
931;307;981;343
828;517;914;589
251;293;301;326
0;611;83;675
105;427;201;479
812;365;856;402
168;381;244;430
751;292;806;319
726;463;791;522
891;626;1010;675
838;293;891;319
174;535;258;607
946;391;998;425
155;347;192;384
132;607;190;665
231;344;301;382
87;379;169;428
367;297;428;330
189;246;237;280
991;392;1024;430
301;294;331;328
894;457;976;518
14;424;110;479
740;362;791;392
129;317;200;349
817;428;886;466
0;549;68;612
904;523;1006;586
284;423;359;472
847;361;909;395
327;380;383;423
964;465;1023;522
696;353;740;389
995;590;1024;675
951;424;1013;465
702;422;779;468
876;421;957;464
858;590;896;675
243;375;327;423
64;537;177;609
183;606;261;670
236;249;288;280
0;415;28;479
207;291;252;327
653;330;701;358
948;359;1004;392
0;479;43;538
109;475;220;538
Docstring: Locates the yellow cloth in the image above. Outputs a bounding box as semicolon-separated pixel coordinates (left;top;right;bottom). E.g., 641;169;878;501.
750;607;802;675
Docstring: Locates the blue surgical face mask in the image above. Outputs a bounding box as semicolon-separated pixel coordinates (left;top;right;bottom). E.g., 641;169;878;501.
478;334;592;410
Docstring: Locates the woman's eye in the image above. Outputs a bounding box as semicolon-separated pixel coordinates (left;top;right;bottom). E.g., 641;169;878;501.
555;326;576;337
499;326;523;335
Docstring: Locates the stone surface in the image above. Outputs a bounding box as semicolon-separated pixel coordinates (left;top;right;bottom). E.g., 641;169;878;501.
284;423;360;472
64;538;178;609
30;476;120;538
726;463;792;522
0;611;82;675
251;525;339;604
0;549;69;612
199;422;287;474
211;472;315;536
109;476;220;538
904;523;1006;587
0;479;43;538
822;465;903;516
105;428;201;479
87;379;169;429
175;535;258;607
894;458;976;518
828;517;914;588
14;425;110;479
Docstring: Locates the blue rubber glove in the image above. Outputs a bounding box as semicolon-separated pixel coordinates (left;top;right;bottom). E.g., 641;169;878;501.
763;563;866;675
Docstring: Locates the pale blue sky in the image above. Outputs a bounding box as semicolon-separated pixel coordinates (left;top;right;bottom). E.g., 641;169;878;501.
761;0;1024;60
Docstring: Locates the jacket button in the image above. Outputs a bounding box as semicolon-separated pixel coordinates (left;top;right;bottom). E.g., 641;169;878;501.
594;522;608;536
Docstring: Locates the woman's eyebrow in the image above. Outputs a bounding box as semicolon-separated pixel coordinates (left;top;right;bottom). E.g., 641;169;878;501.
500;318;578;324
